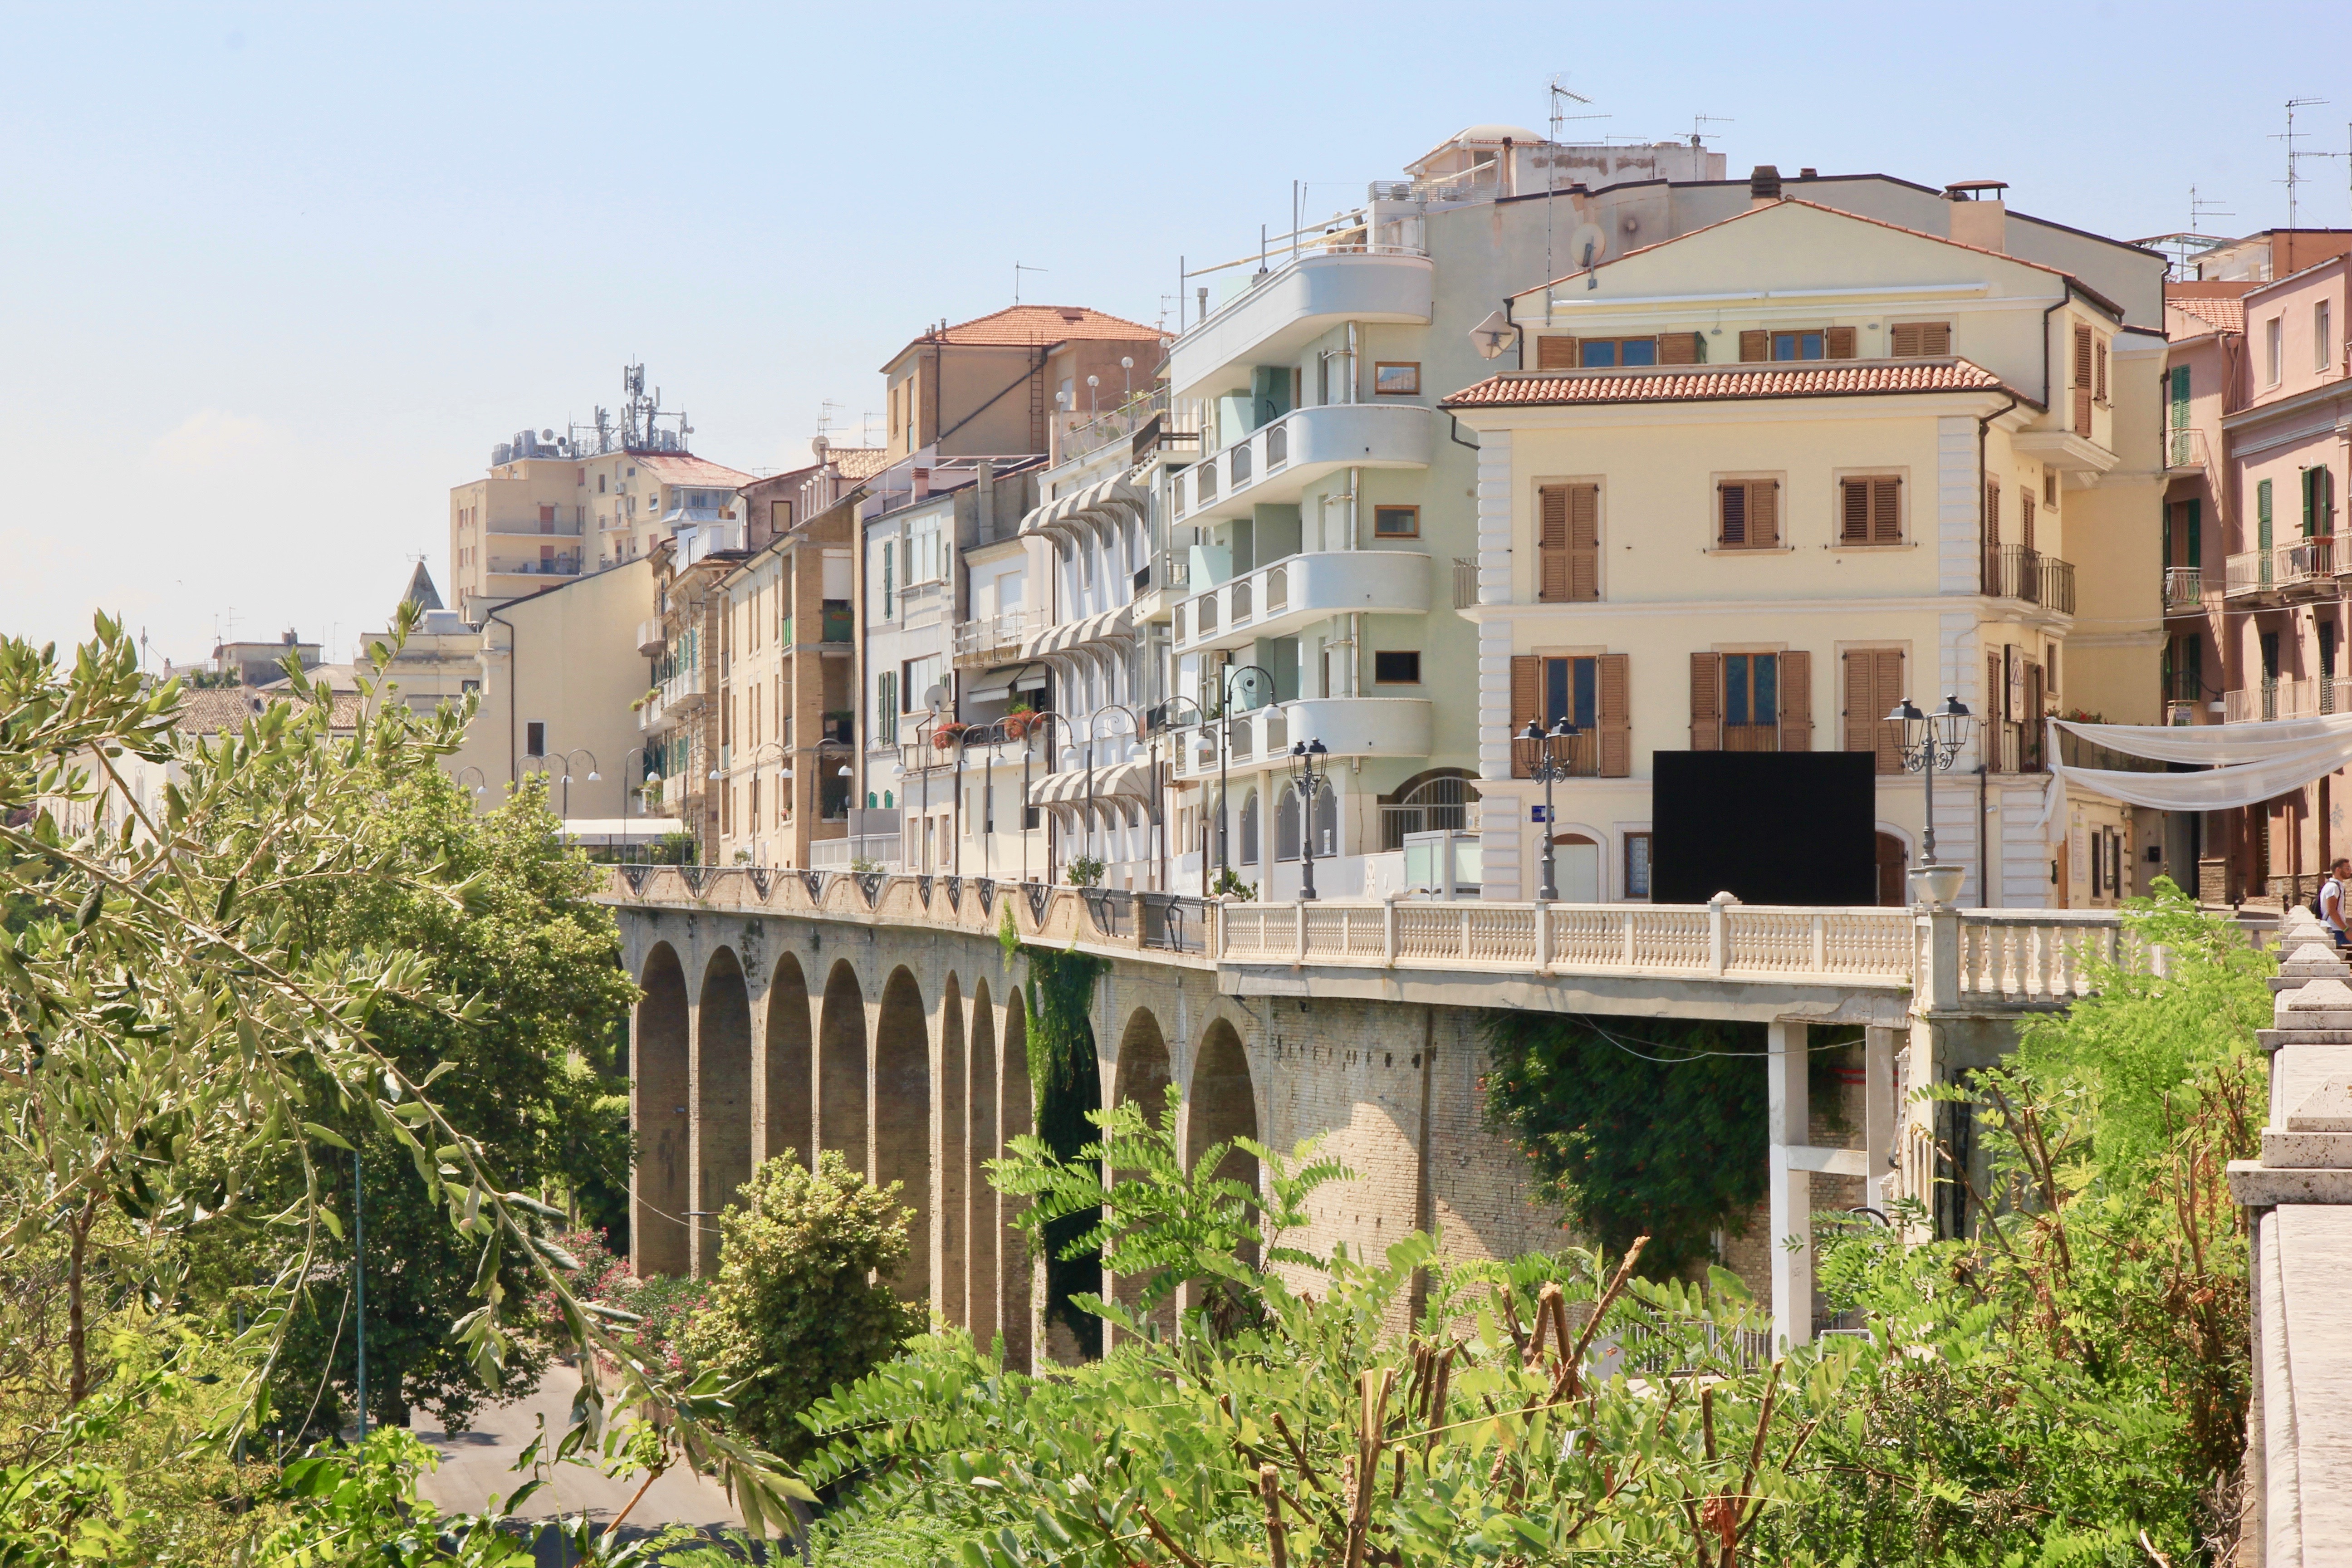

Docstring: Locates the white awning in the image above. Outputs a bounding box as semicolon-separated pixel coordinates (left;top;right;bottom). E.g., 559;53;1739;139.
559;817;687;845
962;668;1051;703
1026;760;1154;808
1018;602;1136;660
2044;715;2352;820
1015;467;1151;545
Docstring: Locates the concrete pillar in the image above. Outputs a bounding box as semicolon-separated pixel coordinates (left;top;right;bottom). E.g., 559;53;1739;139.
1767;1019;1811;1350
1864;1025;1900;1217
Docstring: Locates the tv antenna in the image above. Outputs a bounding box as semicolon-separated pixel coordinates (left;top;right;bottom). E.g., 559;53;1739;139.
1546;77;1603;145
816;399;843;440
2191;185;2234;235
1014;262;1049;304
2274;98;2332;230
1690;113;1734;151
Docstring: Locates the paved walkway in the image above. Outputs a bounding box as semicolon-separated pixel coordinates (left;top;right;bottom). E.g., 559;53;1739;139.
410;1361;757;1560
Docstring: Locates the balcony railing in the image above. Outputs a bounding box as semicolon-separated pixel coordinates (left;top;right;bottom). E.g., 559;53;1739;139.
2225;539;2335;598
491;555;583;578
954;608;1049;664
2224;676;2352;723
1981;546;2076;614
1454;557;1479;610
1176;695;1433;775
2167;425;2217;473
1173;403;1432;520
1171;550;1430;656
487;520;586;538
2162;566;2211;613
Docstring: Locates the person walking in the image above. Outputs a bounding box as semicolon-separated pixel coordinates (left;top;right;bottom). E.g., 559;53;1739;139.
2323;857;2351;947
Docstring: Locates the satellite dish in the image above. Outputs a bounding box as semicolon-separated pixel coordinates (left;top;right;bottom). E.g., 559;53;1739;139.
923;682;949;713
1469;309;1521;360
1567;222;1608;272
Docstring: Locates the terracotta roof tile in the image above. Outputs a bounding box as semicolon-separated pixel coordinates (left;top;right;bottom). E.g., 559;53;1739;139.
173;685;364;735
885;305;1161;367
1442;357;2030;409
826;447;894;480
634;452;755;487
2168;294;2246;334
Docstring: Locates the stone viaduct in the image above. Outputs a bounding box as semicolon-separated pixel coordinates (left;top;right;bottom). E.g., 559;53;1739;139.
607;864;2120;1359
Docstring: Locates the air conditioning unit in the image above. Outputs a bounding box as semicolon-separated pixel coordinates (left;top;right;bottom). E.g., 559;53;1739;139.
1367;180;1413;203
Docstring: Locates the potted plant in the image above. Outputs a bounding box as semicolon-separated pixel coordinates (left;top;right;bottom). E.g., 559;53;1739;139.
932;722;968;750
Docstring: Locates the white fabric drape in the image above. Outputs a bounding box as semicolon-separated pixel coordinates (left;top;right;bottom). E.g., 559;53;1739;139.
2042;715;2352;818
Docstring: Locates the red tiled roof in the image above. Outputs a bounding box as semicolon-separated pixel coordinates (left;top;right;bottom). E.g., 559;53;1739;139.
2168;294;2246;334
884;305;1161;367
1442;357;2030;409
173;686;364;735
826;446;894;480
635;452;755;487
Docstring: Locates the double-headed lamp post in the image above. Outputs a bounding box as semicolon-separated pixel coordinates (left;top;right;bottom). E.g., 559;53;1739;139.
1886;694;1975;868
557;748;601;818
1514;716;1579;902
1287;737;1329;902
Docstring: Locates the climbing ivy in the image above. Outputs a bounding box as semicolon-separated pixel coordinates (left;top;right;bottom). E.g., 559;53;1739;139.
1482;1011;1769;1279
1011;941;1110;1356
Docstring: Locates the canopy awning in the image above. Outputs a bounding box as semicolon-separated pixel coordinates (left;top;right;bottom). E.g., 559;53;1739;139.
1019;602;1135;660
1026;760;1153;808
2044;715;2352;818
962;667;1051;703
559;817;687;845
1016;467;1151;546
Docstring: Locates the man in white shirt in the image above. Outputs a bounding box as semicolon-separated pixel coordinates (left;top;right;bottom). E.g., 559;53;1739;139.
2325;857;2351;946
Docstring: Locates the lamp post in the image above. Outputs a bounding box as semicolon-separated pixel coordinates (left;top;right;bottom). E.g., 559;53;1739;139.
556;747;601;819
455;766;488;808
1157;694;1207;893
1514;717;1580;902
1887;694;1975;873
1286;737;1330;901
1012;710;1058;886
1084;704;1142;882
1216;663;1275;888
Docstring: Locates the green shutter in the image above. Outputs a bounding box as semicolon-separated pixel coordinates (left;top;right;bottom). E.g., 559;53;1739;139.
2306;468;2319;538
2260;479;2274;553
2162;504;2171;569
2188;499;2202;568
2170;365;2190;424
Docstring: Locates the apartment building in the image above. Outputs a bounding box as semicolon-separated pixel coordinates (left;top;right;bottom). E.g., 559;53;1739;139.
1155;128;2166;906
879;305;1163;461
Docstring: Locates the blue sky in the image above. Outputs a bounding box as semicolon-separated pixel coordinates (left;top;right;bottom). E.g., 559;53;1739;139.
0;0;2340;665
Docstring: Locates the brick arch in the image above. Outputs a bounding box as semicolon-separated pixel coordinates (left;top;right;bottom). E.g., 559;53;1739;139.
696;947;754;1275
818;959;867;1171
764;952;813;1170
966;977;998;1344
939;972;967;1328
875;966;932;1303
633;942;691;1277
1187;1017;1260;1270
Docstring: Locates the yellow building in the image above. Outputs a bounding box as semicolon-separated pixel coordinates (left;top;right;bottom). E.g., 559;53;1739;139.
1447;194;2166;908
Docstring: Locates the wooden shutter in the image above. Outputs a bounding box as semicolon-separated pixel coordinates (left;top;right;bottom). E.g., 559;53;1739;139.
1536;335;1578;370
1891;322;1952;357
1597;654;1631;777
1840;479;1871;544
1922;321;1953;356
1568;485;1600;601
1983;480;2000;546
1537;484;1570;601
1826;326;1857;360
1986;653;2004;769
1890;323;1922;358
1719;482;1746;546
1870;477;1901;543
1689;652;1722;750
2072;323;2094;435
1843;648;1904;772
1752;480;1779;547
2095;338;2108;401
2022;492;2037;552
1739;329;1769;363
1779;650;1812;751
1659;332;1700;365
1510;656;1539;779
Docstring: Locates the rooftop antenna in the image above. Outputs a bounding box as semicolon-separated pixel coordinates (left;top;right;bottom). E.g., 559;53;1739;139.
1014;262;1049;304
860;411;881;446
1690;113;1734;152
2190;185;2235;235
1544;77;1604;318
1546;76;1594;146
2275;98;2331;231
817;398;843;441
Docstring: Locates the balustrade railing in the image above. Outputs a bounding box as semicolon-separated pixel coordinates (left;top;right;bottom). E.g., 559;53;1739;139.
2162;566;2210;612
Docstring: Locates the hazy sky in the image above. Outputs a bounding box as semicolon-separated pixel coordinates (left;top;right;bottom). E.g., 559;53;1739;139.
2;0;2342;666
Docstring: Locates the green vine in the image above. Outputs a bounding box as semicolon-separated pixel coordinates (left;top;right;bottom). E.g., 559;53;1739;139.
1482;1011;1769;1279
1009;940;1109;1356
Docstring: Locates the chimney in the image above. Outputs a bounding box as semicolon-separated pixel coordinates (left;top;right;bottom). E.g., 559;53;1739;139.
1749;165;1782;207
975;459;996;540
1945;181;2009;253
1501;136;1516;199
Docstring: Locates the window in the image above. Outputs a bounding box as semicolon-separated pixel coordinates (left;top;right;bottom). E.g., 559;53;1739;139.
1581;338;1658;368
2267;317;2283;385
901;655;943;712
524;721;546;758
1690;650;1812;751
1373;362;1420;396
1509;653;1630;778
1536;483;1600;600
1716;480;1780;549
1374;651;1421;684
2044;470;2059;510
1535;335;1578;369
2320;301;2335;372
1888;322;1952;357
1239;788;1260;866
1372;505;1420;538
875;671;898;745
2306;465;2338;537
1773;331;1824;360
1624;833;1652;901
1838;476;1903;545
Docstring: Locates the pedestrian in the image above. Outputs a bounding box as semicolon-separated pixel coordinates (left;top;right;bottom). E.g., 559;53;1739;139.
2323;857;2351;947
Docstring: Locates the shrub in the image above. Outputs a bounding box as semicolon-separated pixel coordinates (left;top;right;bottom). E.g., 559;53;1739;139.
676;1152;923;1461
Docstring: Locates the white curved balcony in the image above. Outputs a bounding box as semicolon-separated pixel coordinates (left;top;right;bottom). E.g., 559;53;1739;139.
1174;402;1431;524
1175;696;1433;777
1173;549;1430;657
1169;248;1434;403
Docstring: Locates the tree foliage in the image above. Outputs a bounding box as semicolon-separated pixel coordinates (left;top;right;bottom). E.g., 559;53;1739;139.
676;1152;924;1463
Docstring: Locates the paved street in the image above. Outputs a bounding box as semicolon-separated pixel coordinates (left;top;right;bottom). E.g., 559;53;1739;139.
410;1360;764;1562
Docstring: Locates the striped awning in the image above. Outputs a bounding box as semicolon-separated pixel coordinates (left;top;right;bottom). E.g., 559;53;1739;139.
1016;466;1151;545
1026;759;1154;808
1018;602;1135;660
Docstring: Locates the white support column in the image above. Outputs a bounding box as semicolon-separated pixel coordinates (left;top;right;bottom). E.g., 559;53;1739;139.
1767;1019;1811;1350
1863;1026;1900;1217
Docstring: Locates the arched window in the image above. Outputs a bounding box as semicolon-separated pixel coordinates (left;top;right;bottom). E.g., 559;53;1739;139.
1239;788;1261;866
866;790;877;808
1314;780;1338;858
1275;782;1338;861
1381;769;1479;850
1275;787;1301;862
884;790;895;809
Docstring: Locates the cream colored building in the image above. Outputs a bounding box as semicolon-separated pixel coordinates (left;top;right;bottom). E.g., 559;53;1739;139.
1447;194;2167;908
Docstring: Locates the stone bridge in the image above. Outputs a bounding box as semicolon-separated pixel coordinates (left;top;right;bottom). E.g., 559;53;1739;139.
604;865;2122;1357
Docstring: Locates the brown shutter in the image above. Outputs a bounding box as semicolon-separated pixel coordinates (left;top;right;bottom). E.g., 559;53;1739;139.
1842;650;1874;755
2096;339;2108;401
1983;480;2000;546
1889;323;1922;358
1826;326;1857;360
1597;653;1631;777
1511;656;1539;779
1872;649;1904;773
1779;649;1812;751
1739;329;1769;362
1659;332;1700;365
1753;480;1779;547
1719;482;1746;546
2022;492;2037;552
1844;647;1905;769
1537;484;1570;601
2072;323;2094;435
1987;653;2004;770
1568;484;1600;601
1871;476;1902;544
1922;322;1951;356
1536;335;1578;370
1689;652;1722;750
1840;478;1870;544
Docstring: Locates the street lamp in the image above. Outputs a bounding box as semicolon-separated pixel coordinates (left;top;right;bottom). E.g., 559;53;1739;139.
1514;717;1580;902
1156;694;1207;892
1215;663;1275;887
1287;738;1329;902
1886;694;1975;872
1085;704;1142;879
455;765;488;805
557;747;600;818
